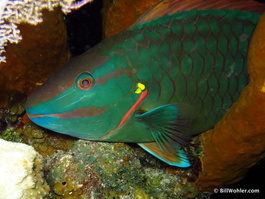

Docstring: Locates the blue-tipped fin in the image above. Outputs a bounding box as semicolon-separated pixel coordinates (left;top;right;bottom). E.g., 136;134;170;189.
136;104;193;167
138;142;190;167
136;104;193;151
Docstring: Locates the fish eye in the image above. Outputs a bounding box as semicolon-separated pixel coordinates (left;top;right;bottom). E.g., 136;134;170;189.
76;72;94;91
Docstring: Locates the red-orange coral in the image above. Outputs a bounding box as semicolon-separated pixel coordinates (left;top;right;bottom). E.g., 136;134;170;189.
0;8;70;108
197;13;265;192
102;0;160;38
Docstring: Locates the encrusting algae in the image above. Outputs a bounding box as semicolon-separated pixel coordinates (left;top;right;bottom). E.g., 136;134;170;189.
22;123;75;157
0;101;26;142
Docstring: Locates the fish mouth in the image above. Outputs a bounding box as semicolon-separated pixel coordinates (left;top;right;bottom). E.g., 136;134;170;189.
25;112;61;132
26;105;109;120
27;113;59;119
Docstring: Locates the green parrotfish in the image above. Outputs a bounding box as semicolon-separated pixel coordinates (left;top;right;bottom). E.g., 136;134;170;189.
25;0;265;167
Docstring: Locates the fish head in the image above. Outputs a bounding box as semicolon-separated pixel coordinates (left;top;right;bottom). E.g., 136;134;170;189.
25;44;147;140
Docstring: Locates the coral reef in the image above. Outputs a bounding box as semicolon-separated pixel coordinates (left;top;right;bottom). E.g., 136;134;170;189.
0;128;23;143
0;99;74;158
0;6;70;108
197;13;265;192
0;139;50;199
0;99;26;142
22;123;75;157
44;140;206;199
8;102;25;123
0;0;78;62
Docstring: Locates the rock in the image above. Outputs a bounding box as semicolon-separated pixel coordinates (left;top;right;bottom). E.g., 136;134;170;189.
44;140;204;199
0;139;49;199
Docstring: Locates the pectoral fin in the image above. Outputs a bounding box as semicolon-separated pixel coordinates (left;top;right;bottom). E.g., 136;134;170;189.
138;142;190;167
136;104;194;153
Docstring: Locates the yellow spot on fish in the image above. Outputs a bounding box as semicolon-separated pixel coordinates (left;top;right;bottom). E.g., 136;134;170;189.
36;82;43;86
135;83;146;94
261;82;265;93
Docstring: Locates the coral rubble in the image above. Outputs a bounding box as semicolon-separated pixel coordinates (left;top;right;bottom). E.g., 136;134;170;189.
0;139;49;199
44;140;205;199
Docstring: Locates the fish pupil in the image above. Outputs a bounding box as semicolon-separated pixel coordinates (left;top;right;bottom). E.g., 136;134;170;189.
81;79;90;87
79;78;91;90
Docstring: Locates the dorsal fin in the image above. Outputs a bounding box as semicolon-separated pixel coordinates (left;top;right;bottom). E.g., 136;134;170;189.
134;0;265;25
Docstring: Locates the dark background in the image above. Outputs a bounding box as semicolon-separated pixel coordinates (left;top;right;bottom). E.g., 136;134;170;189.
65;0;103;56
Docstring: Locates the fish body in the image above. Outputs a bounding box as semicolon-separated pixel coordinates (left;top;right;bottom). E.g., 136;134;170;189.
26;9;261;167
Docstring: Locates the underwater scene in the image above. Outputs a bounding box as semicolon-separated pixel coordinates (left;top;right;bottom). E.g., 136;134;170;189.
0;0;265;198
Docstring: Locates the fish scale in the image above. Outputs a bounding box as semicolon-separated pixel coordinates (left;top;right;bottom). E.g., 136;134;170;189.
26;9;261;167
107;10;257;132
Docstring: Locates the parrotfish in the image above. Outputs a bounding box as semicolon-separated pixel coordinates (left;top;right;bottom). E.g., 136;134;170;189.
25;0;265;167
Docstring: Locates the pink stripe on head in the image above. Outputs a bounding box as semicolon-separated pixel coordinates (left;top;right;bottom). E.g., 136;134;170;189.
101;88;148;139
